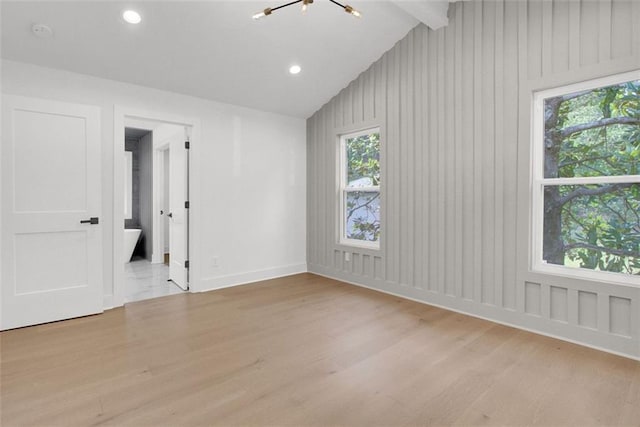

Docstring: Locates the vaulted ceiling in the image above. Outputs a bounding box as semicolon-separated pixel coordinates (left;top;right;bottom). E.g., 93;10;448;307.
1;1;452;118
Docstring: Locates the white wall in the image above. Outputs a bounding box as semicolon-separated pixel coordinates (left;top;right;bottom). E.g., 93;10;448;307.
1;59;307;304
307;0;640;359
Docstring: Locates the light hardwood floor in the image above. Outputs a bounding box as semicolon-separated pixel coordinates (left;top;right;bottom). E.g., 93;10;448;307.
1;273;639;426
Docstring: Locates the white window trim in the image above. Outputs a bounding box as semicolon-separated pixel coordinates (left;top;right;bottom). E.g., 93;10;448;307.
531;70;640;287
339;127;381;249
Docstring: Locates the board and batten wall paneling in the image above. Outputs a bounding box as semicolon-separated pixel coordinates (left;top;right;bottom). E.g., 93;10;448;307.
307;0;640;359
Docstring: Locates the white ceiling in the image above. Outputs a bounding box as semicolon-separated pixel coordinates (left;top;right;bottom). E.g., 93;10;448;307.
0;0;437;118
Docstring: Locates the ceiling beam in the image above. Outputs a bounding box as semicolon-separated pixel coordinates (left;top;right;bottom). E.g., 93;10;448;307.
389;0;450;31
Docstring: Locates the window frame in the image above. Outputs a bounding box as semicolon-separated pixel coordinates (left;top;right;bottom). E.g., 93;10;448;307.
338;127;381;250
530;70;640;286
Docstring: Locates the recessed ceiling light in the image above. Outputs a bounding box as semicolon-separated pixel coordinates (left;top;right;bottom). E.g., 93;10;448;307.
123;10;142;24
289;65;301;75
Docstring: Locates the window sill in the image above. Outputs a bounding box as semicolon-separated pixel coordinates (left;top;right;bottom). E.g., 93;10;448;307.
532;263;640;289
338;239;380;252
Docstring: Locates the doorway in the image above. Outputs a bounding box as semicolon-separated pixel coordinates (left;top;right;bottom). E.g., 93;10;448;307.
123;123;187;302
114;109;197;306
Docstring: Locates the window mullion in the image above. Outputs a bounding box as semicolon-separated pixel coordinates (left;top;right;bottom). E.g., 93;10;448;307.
541;175;640;186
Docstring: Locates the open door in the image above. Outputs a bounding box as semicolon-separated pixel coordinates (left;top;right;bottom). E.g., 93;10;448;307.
1;96;103;329
168;134;189;290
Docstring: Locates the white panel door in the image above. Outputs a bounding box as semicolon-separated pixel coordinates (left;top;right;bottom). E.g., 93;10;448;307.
169;136;188;290
1;96;103;330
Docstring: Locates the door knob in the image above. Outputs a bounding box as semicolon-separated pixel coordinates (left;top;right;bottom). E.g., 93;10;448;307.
80;217;99;224
167;212;173;218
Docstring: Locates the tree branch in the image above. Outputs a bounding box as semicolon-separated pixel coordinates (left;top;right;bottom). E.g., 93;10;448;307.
581;164;611;177
558;183;633;206
564;242;640;258
558;155;612;169
560;116;640;138
560;90;591;103
565;208;589;232
624;197;640;224
602;198;629;224
346;193;380;221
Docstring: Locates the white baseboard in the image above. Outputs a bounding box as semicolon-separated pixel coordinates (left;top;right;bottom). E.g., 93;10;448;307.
198;263;308;292
309;269;640;362
103;294;115;310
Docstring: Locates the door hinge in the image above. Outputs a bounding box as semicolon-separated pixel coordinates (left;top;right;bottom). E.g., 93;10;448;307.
185;260;190;269
185;201;190;209
185;140;190;149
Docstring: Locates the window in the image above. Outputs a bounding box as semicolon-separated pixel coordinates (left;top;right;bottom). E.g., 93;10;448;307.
339;128;381;248
532;71;640;284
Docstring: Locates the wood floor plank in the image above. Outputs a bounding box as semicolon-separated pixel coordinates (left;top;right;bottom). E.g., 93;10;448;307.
1;273;638;426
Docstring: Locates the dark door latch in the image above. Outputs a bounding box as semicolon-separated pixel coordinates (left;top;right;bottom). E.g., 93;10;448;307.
80;217;99;224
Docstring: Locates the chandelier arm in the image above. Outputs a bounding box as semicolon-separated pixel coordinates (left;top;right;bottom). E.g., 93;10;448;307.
327;0;347;9
271;0;305;12
253;0;359;20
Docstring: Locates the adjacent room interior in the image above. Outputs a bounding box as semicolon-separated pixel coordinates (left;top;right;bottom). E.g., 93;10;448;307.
1;0;638;426
123;118;189;303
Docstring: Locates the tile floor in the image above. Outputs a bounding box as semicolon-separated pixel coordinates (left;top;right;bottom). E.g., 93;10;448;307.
124;258;185;303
